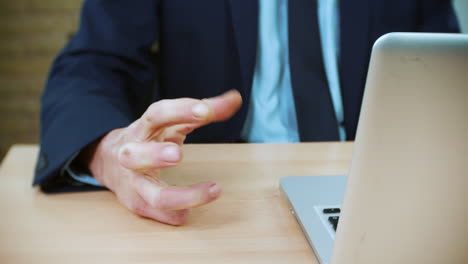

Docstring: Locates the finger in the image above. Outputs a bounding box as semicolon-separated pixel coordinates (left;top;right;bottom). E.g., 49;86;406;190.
158;90;243;143
130;90;242;141
176;90;243;132
133;176;222;211
141;208;191;226
202;89;243;122
118;142;182;172
131;197;191;226
160;124;197;145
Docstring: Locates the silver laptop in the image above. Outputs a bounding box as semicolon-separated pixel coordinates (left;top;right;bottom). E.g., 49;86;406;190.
280;33;468;264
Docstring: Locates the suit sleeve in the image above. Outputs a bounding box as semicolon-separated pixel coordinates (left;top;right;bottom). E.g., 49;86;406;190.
418;0;460;33
34;0;160;192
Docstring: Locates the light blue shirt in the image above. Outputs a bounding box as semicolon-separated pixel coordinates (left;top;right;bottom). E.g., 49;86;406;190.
68;0;345;186
241;0;345;142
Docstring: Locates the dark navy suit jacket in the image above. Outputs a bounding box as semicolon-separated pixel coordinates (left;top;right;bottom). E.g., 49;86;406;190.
35;0;459;191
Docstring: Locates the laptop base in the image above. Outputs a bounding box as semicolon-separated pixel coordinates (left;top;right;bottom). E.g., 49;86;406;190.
280;175;347;264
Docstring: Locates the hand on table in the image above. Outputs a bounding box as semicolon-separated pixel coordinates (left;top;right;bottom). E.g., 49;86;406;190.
82;90;242;225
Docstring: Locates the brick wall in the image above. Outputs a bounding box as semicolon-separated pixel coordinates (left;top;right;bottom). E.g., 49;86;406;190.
0;0;82;161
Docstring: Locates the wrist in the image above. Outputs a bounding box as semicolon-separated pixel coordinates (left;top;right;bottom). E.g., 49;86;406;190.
77;139;101;179
83;128;124;188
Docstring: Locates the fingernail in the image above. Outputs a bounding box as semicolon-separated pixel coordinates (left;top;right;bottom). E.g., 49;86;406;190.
161;145;180;162
192;103;210;119
208;184;221;197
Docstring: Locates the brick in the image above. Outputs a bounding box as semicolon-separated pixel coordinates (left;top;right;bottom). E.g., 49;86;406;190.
26;0;83;12
0;78;45;94
0;13;79;35
0;56;54;77
0;95;40;113
0;33;68;58
0;1;27;13
0;117;39;135
0;0;82;14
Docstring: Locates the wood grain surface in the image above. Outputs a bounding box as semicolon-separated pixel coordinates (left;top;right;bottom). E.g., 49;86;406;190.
0;143;352;264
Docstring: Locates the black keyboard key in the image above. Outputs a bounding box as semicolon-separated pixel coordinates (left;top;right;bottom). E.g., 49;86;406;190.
328;216;340;231
323;208;341;214
328;216;339;225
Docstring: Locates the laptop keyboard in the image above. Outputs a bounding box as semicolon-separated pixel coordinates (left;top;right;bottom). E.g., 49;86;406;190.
323;208;341;231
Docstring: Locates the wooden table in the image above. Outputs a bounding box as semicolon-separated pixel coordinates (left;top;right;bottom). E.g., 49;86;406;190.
0;143;352;264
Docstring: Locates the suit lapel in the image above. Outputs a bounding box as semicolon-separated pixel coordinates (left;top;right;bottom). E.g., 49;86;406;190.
339;0;372;139
227;0;258;98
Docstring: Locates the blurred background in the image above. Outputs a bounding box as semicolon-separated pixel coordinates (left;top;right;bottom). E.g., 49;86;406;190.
0;0;467;161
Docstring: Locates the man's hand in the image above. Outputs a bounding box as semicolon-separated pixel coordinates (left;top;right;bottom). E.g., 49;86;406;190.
83;90;242;225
